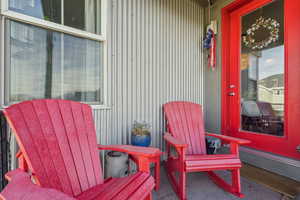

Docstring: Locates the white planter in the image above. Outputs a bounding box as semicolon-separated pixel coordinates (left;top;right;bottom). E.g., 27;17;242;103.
105;151;129;178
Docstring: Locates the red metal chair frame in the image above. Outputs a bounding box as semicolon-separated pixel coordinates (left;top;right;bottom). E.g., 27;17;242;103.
163;101;250;200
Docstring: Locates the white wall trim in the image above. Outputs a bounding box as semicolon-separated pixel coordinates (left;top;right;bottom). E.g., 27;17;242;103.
0;17;4;107
0;0;109;107
1;10;105;42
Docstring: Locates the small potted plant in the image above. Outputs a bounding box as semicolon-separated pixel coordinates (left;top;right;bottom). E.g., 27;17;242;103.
131;121;151;147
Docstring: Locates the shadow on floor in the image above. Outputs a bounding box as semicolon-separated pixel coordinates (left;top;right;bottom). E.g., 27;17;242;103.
153;167;282;200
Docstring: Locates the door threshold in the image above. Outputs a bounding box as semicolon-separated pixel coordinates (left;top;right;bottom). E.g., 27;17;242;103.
240;147;300;168
241;163;300;198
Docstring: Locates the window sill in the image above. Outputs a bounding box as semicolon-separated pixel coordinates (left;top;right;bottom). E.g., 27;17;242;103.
90;105;111;110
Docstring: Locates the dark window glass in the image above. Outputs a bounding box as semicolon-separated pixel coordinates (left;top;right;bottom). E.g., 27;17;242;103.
9;0;101;34
64;0;101;34
9;0;61;23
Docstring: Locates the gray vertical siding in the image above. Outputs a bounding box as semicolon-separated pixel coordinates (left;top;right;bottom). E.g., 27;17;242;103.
203;0;232;134
93;0;205;151
5;0;205;170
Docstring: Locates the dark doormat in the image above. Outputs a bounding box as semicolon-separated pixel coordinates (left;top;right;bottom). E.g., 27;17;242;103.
241;163;300;198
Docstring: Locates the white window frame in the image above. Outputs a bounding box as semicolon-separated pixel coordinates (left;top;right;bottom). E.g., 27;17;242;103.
0;0;109;109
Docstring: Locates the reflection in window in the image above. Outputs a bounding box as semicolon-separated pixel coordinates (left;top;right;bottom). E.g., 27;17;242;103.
8;0;101;34
9;0;61;23
6;20;103;104
240;0;284;136
64;0;101;34
63;34;102;103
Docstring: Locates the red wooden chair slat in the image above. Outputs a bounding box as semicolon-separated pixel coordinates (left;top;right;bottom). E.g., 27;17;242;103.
177;102;194;154
184;103;198;155
185;158;241;169
190;103;207;154
75;179;118;200
5;103;50;187
165;103;189;152
58;100;90;192
33;100;73;195
165;102;207;155
112;173;150;200
164;101;250;200
70;101;97;187
81;104;103;185
76;172;155;200
46;100;83;195
19;101;62;190
185;154;237;161
127;176;155;200
94;175;138;200
1;99;156;200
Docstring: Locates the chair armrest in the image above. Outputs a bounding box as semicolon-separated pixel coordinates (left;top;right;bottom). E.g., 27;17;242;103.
164;132;188;148
206;133;250;145
1;169;75;200
98;145;161;158
15;150;28;171
98;145;161;173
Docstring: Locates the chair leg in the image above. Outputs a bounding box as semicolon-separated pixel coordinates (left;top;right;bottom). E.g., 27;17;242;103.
232;169;241;195
145;193;152;200
179;171;187;200
165;159;185;199
207;171;244;198
155;158;160;191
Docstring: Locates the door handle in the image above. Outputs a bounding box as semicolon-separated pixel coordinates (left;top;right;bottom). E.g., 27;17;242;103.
228;92;235;96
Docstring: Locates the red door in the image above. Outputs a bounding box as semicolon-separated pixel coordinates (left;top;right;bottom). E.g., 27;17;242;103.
222;0;300;160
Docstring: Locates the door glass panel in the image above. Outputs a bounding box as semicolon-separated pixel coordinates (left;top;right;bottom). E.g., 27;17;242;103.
240;0;284;136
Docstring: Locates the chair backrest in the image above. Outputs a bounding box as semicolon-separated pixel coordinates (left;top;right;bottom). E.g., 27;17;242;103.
4;99;103;197
164;101;207;155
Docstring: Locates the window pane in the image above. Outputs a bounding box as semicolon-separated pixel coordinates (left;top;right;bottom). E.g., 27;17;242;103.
240;0;284;136
9;0;61;23
64;0;101;34
63;35;103;103
8;0;101;35
6;20;62;103
5;20;104;105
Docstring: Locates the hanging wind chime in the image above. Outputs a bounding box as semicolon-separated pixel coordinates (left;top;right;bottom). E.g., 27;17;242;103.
203;0;216;71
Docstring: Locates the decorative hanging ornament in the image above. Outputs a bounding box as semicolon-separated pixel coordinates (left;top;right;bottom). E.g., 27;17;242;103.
203;29;216;70
203;29;214;49
243;16;280;50
209;32;216;70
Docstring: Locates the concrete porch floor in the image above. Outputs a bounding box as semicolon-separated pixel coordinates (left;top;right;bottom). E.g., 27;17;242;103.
153;167;283;200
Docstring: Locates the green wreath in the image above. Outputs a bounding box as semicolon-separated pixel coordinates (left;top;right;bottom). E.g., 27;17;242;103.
243;16;280;50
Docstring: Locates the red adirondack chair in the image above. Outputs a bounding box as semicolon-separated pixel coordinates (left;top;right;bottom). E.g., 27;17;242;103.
0;99;160;200
163;101;250;200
